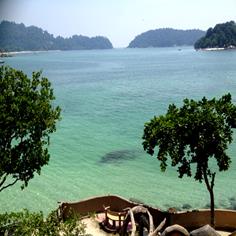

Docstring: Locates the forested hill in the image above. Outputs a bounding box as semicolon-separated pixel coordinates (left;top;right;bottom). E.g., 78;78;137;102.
194;21;236;49
0;21;113;52
128;28;205;48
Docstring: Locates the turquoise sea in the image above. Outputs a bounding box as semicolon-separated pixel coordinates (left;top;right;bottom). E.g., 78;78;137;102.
1;47;236;214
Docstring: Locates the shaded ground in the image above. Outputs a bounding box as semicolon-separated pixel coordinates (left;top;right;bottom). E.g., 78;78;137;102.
81;216;232;236
82;217;119;236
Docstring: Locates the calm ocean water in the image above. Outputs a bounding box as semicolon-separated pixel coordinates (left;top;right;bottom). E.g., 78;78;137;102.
1;47;236;214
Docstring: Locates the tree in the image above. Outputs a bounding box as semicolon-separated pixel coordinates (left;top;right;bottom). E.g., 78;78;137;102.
0;209;85;235
142;94;236;227
121;206;166;236
0;66;61;192
194;21;236;49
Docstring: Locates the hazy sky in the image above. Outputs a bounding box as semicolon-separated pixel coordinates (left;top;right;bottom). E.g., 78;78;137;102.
0;0;236;47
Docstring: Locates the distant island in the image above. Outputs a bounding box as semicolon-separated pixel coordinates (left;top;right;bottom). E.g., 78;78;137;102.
194;21;236;50
0;21;113;52
128;28;205;48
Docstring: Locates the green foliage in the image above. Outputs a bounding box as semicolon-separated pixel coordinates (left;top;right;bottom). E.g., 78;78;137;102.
0;209;86;236
142;94;236;226
128;28;205;48
0;66;61;191
194;21;236;49
143;93;236;180
0;21;113;52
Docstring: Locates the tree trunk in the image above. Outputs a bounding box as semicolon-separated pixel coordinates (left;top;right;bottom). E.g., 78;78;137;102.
203;169;215;227
209;186;215;227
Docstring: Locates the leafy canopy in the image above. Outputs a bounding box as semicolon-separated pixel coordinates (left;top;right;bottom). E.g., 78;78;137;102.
0;209;85;235
194;21;236;49
0;20;113;52
143;94;236;182
0;66;61;191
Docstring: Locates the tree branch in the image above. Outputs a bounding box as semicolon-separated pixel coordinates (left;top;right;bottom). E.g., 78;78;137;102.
128;209;136;236
203;167;211;192
150;218;166;236
125;206;166;236
0;178;20;192
147;210;154;233
0;174;8;188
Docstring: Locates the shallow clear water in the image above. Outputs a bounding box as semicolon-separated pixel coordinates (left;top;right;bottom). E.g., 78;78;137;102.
1;47;236;214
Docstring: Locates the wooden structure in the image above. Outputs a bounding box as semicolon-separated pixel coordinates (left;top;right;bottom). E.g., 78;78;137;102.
101;206;128;233
58;195;236;231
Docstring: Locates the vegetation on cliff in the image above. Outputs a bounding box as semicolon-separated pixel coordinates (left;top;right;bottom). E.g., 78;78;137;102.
194;21;236;49
0;21;113;51
128;28;205;48
0;209;85;235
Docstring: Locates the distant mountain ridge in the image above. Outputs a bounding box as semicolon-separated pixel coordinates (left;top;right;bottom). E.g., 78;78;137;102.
128;28;205;48
194;21;236;49
0;21;113;52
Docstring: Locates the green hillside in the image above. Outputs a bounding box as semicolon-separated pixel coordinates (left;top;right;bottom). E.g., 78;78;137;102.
128;28;205;48
0;21;113;52
194;21;236;49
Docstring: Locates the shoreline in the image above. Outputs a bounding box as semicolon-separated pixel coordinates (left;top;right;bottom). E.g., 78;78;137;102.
198;46;236;51
0;50;61;57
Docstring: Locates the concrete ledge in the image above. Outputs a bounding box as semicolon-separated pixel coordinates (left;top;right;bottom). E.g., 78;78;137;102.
170;209;236;231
